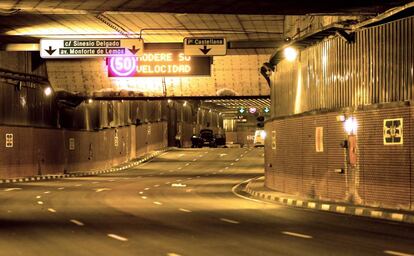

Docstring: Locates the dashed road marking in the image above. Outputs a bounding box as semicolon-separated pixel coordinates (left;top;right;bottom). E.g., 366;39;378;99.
107;234;128;242
230;163;234;166
167;253;182;256
48;208;56;213
179;208;192;213
70;219;84;226
153;201;163;205
384;250;414;256
95;188;111;193
165;182;171;185
171;183;187;187
154;184;160;187
36;195;42;199
141;196;148;199
4;188;22;192
58;187;65;190
44;191;51;194
282;231;312;239
92;181;99;184
37;201;44;205
220;218;240;224
177;167;183;170
185;163;190;166
144;188;150;191
138;191;144;194
235;159;239;161
193;159;197;161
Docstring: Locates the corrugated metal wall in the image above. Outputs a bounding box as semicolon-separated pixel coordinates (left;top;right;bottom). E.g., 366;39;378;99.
271;16;414;118
266;16;414;210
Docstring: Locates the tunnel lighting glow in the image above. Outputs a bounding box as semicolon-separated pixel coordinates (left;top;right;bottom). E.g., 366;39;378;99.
344;117;358;135
88;99;93;104
284;47;298;61
183;101;188;106
109;56;137;77
261;130;267;139
168;99;172;103
44;87;52;96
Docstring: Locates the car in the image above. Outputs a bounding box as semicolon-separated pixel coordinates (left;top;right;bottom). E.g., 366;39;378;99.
198;129;217;148
254;130;266;147
215;134;226;146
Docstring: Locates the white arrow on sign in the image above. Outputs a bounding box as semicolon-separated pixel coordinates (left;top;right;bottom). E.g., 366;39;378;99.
184;37;227;56
40;38;144;59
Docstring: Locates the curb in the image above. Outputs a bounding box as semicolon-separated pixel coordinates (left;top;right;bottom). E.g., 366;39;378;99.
0;148;170;184
245;177;414;225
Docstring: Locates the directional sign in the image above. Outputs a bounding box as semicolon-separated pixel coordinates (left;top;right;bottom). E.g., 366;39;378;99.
184;37;226;56
40;38;144;59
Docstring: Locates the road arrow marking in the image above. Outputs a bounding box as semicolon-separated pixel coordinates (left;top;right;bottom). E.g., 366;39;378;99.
199;45;211;55
45;46;56;55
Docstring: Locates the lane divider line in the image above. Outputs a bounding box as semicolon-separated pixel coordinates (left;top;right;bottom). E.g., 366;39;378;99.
220;218;240;224
384;250;414;256
48;208;57;213
179;208;192;213
153;201;163;205
282;231;312;239
70;219;85;226
107;234;128;242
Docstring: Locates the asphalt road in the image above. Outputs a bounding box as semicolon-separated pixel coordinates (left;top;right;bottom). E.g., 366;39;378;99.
1;148;414;256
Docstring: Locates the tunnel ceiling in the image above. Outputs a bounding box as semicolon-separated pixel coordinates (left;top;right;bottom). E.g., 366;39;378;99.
202;98;270;117
0;0;410;15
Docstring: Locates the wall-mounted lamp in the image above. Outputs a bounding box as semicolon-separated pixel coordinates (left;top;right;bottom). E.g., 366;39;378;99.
183;101;187;107
344;117;357;135
284;47;298;62
44;86;52;96
88;99;93;104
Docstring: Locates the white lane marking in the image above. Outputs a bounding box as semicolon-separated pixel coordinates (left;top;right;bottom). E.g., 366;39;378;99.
172;183;187;188
70;219;84;226
58;187;65;190
153;201;163;205
74;184;82;187
138;191;144;194
44;191;51;194
165;182;171;185
92;181;99;184
107;234;128;242
219;153;227;157
4;188;22;192
282;231;312;239
193;159;197;161
37;201;44;205
169;170;174;172
230;163;234;166
176;179;182;182
187;177;193;180
225;167;229;170
220;218;240;224
95;188;111;193
167;253;182;256
185;163;190;166
36;195;42;199
154;184;160;187
179;208;192;213
231;178;271;204
144;188;150;190
219;170;223;173
141;196;148;199
178;154;185;158
177;167;183;170
48;208;57;213
235;159;240;161
384;250;414;256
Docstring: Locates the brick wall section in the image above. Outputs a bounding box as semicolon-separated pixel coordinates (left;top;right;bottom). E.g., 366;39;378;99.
265;105;413;210
0;122;168;179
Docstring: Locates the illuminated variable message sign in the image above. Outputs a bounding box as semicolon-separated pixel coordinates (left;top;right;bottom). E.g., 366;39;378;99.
108;51;211;77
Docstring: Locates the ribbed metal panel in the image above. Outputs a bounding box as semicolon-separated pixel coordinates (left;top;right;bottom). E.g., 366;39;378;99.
271;16;414;118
